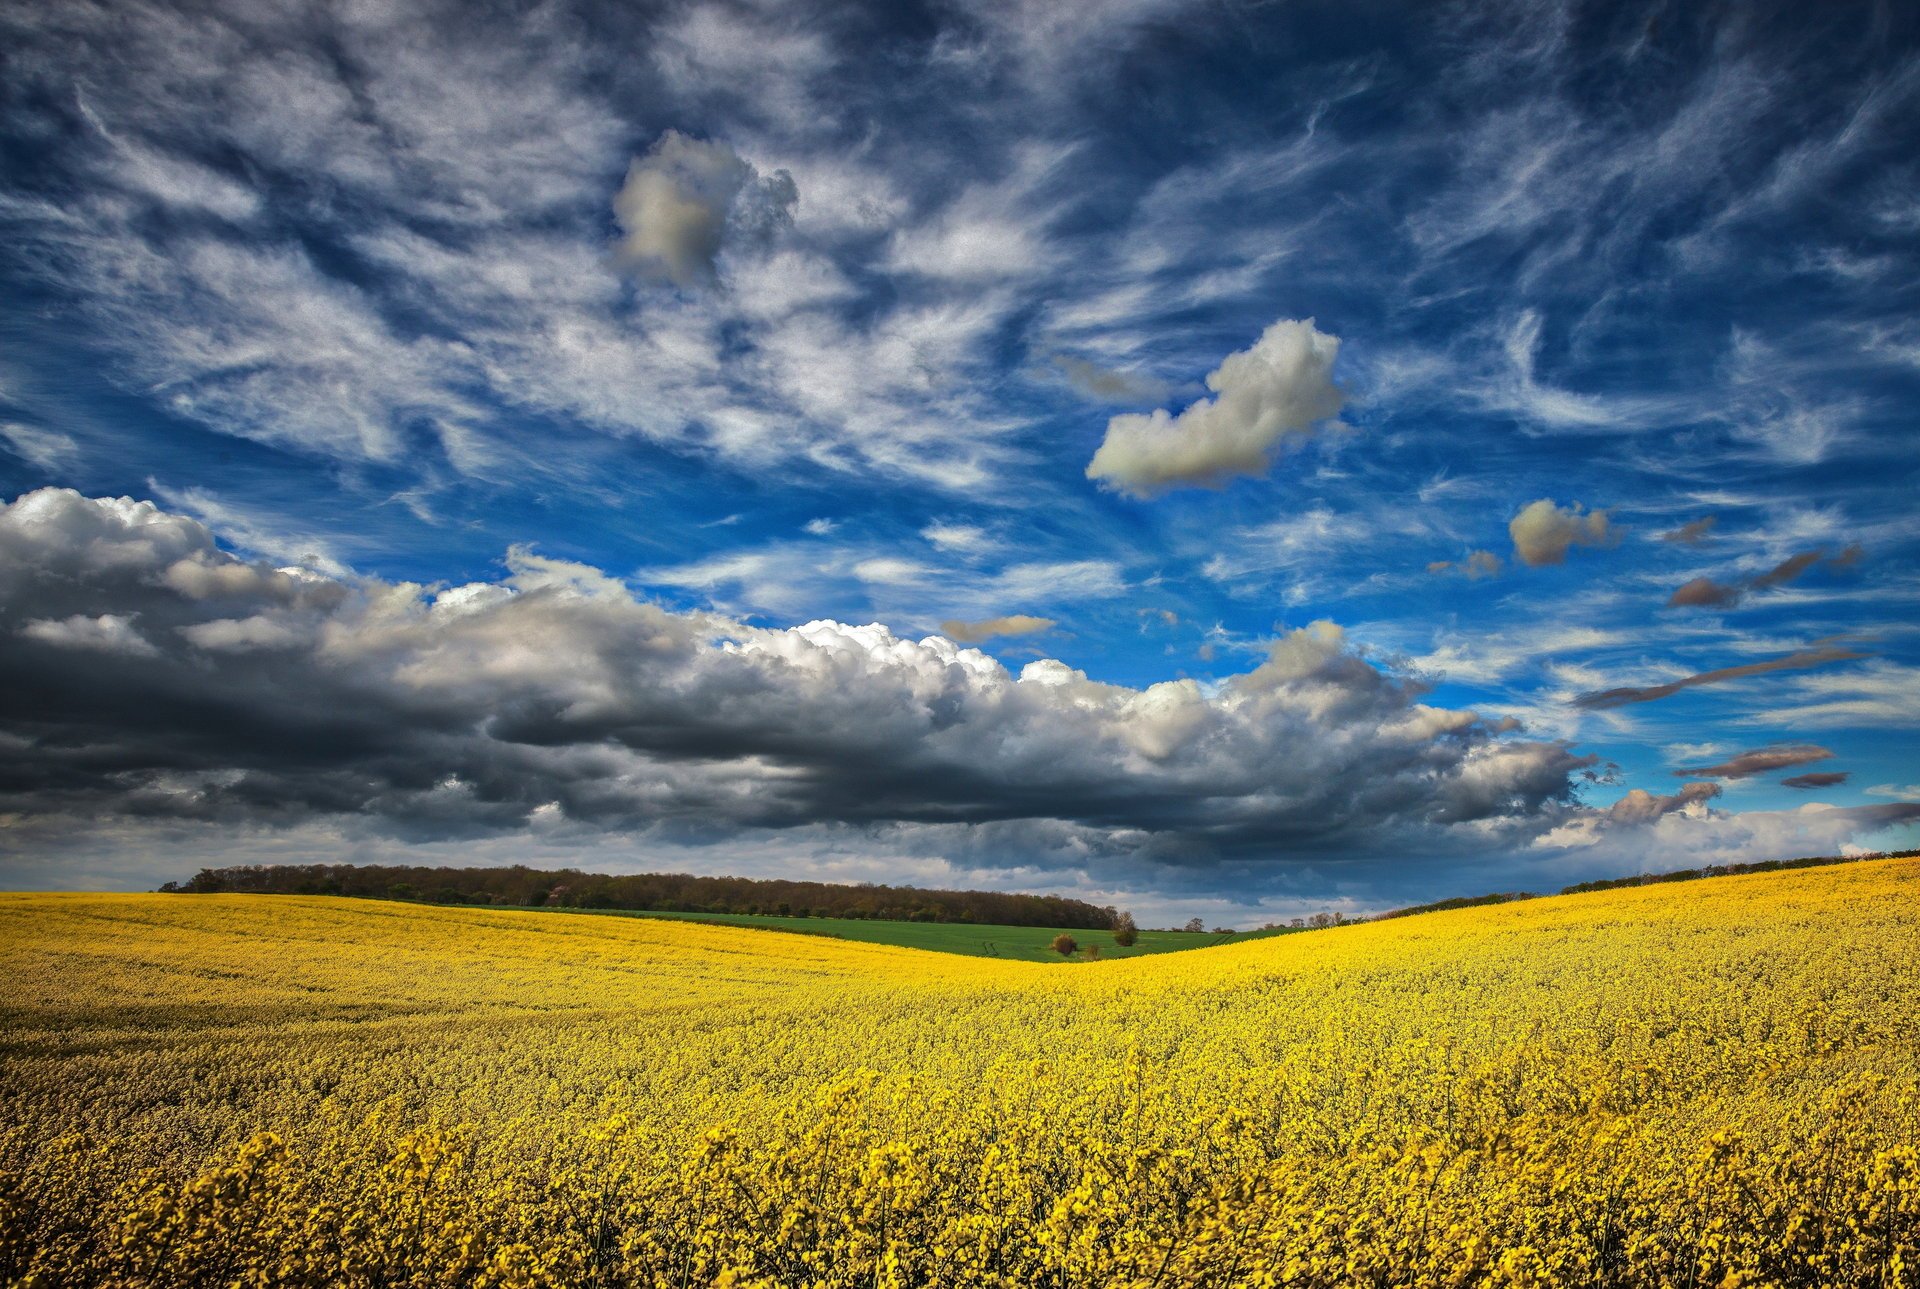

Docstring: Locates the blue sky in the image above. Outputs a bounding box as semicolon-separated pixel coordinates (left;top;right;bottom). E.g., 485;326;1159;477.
1;0;1916;922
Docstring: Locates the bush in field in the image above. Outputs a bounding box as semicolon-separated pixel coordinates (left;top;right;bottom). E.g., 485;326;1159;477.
1051;933;1078;957
1112;911;1139;947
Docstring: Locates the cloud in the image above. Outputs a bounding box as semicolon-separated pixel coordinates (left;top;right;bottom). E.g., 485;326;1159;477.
1666;577;1743;609
922;523;992;552
0;421;80;471
0;489;1600;873
1781;772;1848;790
1051;355;1169;405
612;132;797;288
19;613;158;656
1428;549;1503;580
1866;784;1920;800
1574;644;1870;710
1085;318;1345;498
940;614;1056;643
1665;545;1862;610
1508;499;1615;567
1675;744;1833;780
1605;781;1721;825
1659;517;1718;545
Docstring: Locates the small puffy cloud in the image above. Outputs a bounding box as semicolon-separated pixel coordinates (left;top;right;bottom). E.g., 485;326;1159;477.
20;613;158;656
1508;499;1615;567
1086;318;1346;498
1575;644;1870;710
940;614;1056;643
1781;772;1848;790
1865;784;1920;800
612;132;796;288
1659;516;1717;544
1675;744;1832;780
802;518;839;536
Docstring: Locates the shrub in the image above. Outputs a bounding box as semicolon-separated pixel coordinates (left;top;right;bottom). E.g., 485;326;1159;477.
1050;933;1078;957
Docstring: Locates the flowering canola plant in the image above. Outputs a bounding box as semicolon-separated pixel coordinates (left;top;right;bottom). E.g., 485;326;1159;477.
3;859;1919;1287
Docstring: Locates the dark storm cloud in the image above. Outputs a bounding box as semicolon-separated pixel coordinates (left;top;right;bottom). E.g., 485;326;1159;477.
1675;744;1833;779
1574;646;1869;710
0;490;1597;865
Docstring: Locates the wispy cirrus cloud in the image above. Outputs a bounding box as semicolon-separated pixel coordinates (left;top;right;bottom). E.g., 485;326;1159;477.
1575;645;1870;711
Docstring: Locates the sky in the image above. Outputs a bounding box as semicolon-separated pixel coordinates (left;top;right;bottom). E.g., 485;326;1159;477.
1;0;1916;924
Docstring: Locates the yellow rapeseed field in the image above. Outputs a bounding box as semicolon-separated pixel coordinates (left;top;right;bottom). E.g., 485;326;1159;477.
3;859;1918;1287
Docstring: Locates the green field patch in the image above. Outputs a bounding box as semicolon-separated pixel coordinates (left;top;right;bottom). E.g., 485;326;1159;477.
547;907;1300;962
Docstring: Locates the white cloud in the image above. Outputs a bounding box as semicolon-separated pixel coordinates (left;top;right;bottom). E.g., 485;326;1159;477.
0;422;79;471
1086;318;1346;497
922;523;992;552
20;613;158;656
180;614;303;651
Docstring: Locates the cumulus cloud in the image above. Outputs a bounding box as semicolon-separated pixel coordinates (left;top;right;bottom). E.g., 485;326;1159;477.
0;489;1603;874
1085;318;1345;498
1675;744;1833;779
612;131;797;288
1508;498;1615;567
1575;644;1870;710
940;614;1056;643
1665;545;1862;610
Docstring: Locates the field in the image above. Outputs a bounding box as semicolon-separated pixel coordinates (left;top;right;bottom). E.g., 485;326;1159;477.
570;907;1293;962
3;861;1918;1287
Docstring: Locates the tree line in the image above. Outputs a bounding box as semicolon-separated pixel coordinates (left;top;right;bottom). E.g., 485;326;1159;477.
1374;847;1920;920
163;863;1125;930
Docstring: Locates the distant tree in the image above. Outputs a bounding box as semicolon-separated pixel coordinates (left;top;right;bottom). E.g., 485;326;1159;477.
1211;926;1236;935
157;881;180;894
1182;917;1205;934
1051;933;1078;957
1084;944;1100;960
1112;911;1139;947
